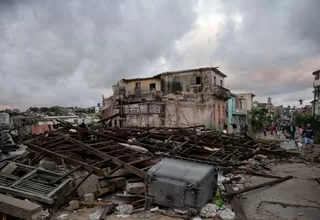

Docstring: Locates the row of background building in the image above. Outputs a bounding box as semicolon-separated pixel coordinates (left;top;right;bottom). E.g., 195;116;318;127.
102;67;320;133
3;66;316;135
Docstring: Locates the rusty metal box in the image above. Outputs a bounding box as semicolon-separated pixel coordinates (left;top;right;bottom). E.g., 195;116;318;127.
146;157;217;210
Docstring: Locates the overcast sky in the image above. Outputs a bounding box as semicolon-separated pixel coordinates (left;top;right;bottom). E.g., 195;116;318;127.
0;0;319;110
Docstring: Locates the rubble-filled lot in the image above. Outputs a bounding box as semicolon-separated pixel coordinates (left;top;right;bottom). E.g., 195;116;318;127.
0;117;319;220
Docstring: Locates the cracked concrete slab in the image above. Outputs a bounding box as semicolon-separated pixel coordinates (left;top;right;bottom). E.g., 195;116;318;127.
258;201;320;220
239;162;320;220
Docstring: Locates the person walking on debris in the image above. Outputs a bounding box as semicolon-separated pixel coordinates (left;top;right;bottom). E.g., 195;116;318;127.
78;120;89;140
223;123;228;134
297;125;304;144
231;123;237;134
302;123;315;148
270;123;275;135
263;124;267;137
288;122;296;141
275;123;279;135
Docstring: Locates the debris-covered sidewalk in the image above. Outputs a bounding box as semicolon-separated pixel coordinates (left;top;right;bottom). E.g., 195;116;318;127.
0;117;318;220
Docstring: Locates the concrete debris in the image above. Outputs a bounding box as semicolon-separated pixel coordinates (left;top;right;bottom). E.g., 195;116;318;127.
89;209;103;220
75;173;100;198
56;213;69;220
280;140;297;150
115;204;133;215
199;203;219;218
232;187;239;191
116;214;131;218
99;177;126;189
0;116;316;220
109;177;126;189
173;208;189;215
96;184;116;197
0;193;43;220
219;208;236;220
150;206;159;212
1;161;17;174
200;204;235;220
83;193;95;203
38;157;56;171
125;182;145;195
118;143;149;153
68;200;79;211
32;210;50;220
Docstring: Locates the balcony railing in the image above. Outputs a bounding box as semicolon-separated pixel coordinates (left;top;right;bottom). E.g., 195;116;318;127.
212;85;230;100
232;108;248;115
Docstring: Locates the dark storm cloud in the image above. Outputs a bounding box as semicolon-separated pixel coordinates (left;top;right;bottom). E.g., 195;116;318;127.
211;0;320;105
0;0;196;108
1;0;320;109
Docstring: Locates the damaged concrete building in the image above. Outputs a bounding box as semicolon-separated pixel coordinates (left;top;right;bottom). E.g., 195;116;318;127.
103;67;230;129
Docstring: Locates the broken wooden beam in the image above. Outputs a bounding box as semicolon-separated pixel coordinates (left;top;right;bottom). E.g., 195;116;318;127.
225;175;293;197
27;143;102;175
225;184;248;220
57;133;147;179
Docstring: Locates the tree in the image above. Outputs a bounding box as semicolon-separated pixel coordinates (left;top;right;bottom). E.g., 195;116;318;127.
249;107;272;132
27;107;39;112
273;107;281;122
293;112;317;127
40;107;49;112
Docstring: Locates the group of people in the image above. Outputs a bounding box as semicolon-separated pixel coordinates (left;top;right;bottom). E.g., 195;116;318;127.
262;123;277;136
263;122;316;147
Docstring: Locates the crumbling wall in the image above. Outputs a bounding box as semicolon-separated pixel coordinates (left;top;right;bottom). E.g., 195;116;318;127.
161;74;183;94
211;71;224;87
161;70;218;103
165;101;212;128
123;102;165;127
112;81;128;98
125;115;162;127
0;113;13;130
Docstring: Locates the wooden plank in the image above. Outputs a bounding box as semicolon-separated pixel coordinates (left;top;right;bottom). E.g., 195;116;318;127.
225;176;293;197
225;184;248;220
58;133;147;179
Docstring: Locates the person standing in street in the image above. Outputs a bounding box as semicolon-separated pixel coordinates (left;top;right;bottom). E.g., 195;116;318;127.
302;123;315;148
223;123;228;134
297;125;304;144
270;123;275;135
289;122;296;140
231;123;237;134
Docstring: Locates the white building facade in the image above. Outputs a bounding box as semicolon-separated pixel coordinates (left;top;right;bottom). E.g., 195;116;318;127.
312;70;320;116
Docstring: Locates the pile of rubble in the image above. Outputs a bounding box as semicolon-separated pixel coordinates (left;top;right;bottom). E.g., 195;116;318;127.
0;117;312;220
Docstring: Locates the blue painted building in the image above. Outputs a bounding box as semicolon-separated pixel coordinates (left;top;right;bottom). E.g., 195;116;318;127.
227;93;254;133
227;93;236;133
